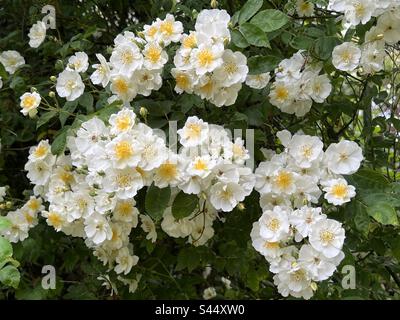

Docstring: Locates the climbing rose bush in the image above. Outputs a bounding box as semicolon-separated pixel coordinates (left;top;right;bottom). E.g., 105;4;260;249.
1;0;400;300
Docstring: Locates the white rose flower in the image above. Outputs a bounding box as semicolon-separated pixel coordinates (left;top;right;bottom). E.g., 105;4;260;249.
202;287;217;300
67;52;89;73
324;140;363;175
90;53;111;87
245;73;271;89
332;42;361;71
322;178;356;205
28;21;46;48
288;134;323;168
56;70;85;101
114;247;139;275
0;50;25;74
258;206;291;242
309;218;345;258
20;92;41;117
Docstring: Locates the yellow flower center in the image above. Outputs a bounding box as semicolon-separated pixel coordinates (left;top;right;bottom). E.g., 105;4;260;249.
160;20;174;36
264;241;280;249
111;228;120;242
115;141;133;160
224;62;238;74
34;145;48;158
8;58;17;66
291;269;306;282
73;60;82;70
116;173;133;188
198;49;214;67
27;199;40;211
194;159;208;171
146;45;161;63
302;145;313;158
183;34;197;49
300;2;312;12
275;171;293;190
186;123;201;140
66;80;76;91
175;73;189;89
77;198;88;210
233;144;244;157
114;79;129;94
121;50;134;64
48;212;62;228
158;163;178;180
97;65;105;74
320;230;335;244
147;26;158;37
267;218;281;232
339;152;348;161
354;2;365;18
331;183;348;199
220;188;233;200
340;51;352;63
59;171;74;184
200;79;214;95
275;86;289;101
116;201;133;216
116;115;132;131
22;96;37;109
24;212;34;224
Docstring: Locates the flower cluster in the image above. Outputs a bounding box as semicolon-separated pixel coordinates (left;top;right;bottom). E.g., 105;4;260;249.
252;130;363;299
329;0;400;27
22;110;167;278
6;108;253;284
171;9;248;107
160;116;255;245
330;1;400;75
55;14;183;104
1;196;43;243
268;51;332;117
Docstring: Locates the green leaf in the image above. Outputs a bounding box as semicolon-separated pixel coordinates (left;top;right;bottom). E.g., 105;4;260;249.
0;63;8;80
145;184;171;221
360;192;400;208
231;29;250;48
0;217;11;232
247;55;281;74
51;126;70;155
231;11;240;26
314;36;340;60
0;265;20;289
238;0;263;24
96;103;122;122
250;9;290;32
172;191;199;219
176;248;200;272
366;203;399;226
36;110;58;129
15;285;48;300
290;35;314;50
390;236;400;261
59;101;78;127
79;92;94;114
350;201;371;236
239;23;269;47
347;168;389;191
9;76;25;91
0;237;13;261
